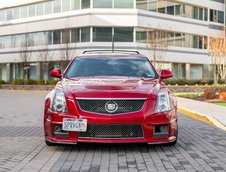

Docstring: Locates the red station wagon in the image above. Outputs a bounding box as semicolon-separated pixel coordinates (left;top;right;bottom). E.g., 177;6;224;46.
44;50;178;146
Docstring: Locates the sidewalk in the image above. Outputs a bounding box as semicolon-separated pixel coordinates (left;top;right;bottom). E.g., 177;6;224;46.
177;97;226;131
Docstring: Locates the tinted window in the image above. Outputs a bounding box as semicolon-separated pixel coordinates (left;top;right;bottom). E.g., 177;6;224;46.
65;57;157;78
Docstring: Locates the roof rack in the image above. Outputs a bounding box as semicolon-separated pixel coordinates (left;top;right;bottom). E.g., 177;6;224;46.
82;50;140;55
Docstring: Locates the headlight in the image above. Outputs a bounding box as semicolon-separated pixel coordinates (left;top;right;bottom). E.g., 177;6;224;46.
52;90;67;113
155;89;170;113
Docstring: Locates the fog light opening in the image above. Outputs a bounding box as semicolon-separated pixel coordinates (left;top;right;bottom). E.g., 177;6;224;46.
54;125;61;132
160;125;168;133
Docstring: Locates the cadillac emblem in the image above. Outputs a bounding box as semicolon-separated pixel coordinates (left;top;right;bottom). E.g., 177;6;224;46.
105;101;118;113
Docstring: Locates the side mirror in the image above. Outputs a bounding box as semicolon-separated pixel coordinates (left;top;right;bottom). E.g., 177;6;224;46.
161;69;173;79
50;68;62;78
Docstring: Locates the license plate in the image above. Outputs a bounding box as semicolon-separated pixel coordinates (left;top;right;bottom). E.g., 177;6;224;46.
62;118;87;132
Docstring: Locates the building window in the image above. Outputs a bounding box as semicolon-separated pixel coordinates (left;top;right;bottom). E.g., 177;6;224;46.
44;31;53;45
81;27;90;42
6;9;13;20
167;2;175;15
93;27;112;42
14;8;20;19
210;9;217;22
136;0;147;11
62;0;71;11
218;11;224;24
71;28;80;43
192;7;199;19
21;6;28;18
62;29;71;44
82;0;90;9
199;8;203;20
175;4;182;15
54;0;61;13
53;30;61;44
204;8;208;21
175;33;182;47
45;1;53;14
136;30;147;43
0;10;5;22
167;32;174;46
115;0;133;8
93;0;112;8
29;5;36;17
36;3;44;16
190;64;203;79
5;36;12;48
148;0;157;12
172;63;185;79
35;32;44;46
72;0;80;10
114;28;133;42
14;34;25;48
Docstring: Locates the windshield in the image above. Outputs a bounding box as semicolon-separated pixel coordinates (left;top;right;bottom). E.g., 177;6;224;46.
65;56;157;78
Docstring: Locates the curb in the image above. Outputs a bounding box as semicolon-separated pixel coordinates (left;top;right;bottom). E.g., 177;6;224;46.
178;107;226;131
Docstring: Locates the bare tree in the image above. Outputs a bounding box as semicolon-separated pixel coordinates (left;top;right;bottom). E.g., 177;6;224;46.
208;30;226;84
148;29;168;70
60;27;74;70
20;34;34;80
37;42;54;84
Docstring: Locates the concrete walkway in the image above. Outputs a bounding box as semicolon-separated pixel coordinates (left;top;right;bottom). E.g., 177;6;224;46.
177;97;226;131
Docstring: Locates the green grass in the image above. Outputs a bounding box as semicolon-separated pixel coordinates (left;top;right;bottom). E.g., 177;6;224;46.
212;102;226;107
175;92;204;99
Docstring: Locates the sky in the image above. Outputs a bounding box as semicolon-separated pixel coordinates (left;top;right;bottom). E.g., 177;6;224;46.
0;0;47;9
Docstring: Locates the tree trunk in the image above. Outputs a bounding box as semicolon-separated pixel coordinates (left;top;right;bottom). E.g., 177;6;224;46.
214;65;218;84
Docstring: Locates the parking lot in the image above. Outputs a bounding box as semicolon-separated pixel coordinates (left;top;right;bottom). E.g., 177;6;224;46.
0;91;226;172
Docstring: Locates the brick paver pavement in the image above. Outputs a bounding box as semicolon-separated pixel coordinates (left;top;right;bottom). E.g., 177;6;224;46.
0;91;226;172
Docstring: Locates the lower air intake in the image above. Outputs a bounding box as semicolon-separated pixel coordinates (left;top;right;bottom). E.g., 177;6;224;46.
79;124;144;139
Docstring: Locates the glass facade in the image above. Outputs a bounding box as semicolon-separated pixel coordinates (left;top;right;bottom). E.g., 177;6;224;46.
172;63;186;79
93;27;112;42
0;0;223;24
136;29;206;49
114;0;133;8
93;0;112;8
114;28;133;42
190;64;203;79
0;27;208;50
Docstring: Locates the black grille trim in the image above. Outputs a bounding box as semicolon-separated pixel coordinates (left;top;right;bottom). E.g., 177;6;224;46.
76;98;146;115
78;124;144;139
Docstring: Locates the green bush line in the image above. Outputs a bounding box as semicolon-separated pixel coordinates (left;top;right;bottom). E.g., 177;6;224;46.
11;79;58;85
164;79;219;85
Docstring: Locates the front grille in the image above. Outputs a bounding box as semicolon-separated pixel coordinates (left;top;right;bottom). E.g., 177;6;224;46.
77;99;145;115
78;124;144;138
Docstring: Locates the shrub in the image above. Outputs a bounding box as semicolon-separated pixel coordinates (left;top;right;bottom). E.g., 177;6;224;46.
12;79;25;85
219;87;226;93
37;80;47;85
26;79;37;85
164;79;215;86
49;80;58;85
204;88;216;99
0;80;6;85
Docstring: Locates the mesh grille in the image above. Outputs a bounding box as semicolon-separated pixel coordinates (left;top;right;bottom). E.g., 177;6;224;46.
77;99;145;115
78;124;144;138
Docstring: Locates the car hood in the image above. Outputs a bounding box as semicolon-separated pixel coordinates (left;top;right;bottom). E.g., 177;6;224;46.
59;77;161;100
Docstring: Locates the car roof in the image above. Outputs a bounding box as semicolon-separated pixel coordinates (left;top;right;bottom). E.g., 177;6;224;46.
76;50;148;59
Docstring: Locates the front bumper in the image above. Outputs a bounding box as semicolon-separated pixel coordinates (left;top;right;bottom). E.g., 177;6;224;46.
44;109;178;145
